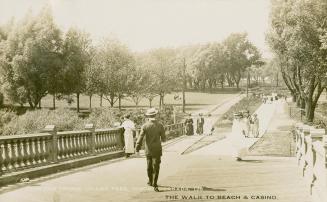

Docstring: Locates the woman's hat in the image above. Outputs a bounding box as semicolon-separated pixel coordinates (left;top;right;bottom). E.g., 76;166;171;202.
145;108;158;116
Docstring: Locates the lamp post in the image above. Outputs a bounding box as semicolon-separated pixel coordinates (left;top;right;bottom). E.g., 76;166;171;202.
182;58;186;113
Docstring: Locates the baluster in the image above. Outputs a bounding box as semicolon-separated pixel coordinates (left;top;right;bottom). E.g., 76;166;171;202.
62;136;68;159
94;134;99;153
35;138;42;164
64;136;70;158
110;132;115;151
75;134;81;156
81;134;87;155
71;134;76;157
57;136;62;160
104;133;109;151
76;134;81;156
63;136;69;159
29;139;37;165
99;133;104;152
84;133;89;154
11;140;19;169
17;140;25;168
70;135;75;158
107;134;112;151
5;141;13;171
112;132;117;151
39;137;46;163
75;134;80;156
43;136;51;163
0;142;6;173
23;139;31;166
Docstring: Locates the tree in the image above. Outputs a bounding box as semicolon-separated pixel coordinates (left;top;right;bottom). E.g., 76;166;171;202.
62;28;92;112
267;0;327;122
143;48;178;109
96;38;134;108
0;8;63;108
223;33;262;89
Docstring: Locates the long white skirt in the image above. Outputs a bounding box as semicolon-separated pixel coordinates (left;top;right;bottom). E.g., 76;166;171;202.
124;129;134;154
229;136;248;158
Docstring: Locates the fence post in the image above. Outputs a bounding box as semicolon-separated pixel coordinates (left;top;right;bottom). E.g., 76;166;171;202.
43;125;57;163
85;124;95;155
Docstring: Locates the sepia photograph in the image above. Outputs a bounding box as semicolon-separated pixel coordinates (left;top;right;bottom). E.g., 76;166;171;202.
0;0;326;201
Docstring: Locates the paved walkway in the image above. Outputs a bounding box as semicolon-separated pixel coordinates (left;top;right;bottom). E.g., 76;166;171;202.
0;98;312;202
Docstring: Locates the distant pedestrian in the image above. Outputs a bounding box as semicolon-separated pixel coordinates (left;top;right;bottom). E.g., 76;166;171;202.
251;114;259;138
196;113;205;135
241;110;250;137
185;114;194;136
121;114;136;158
135;108;166;192
229;112;248;161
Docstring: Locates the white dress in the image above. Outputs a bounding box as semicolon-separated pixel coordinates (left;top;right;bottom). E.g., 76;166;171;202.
121;119;135;154
229;119;248;158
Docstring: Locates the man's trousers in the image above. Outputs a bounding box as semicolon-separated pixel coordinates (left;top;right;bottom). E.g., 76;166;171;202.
146;156;161;187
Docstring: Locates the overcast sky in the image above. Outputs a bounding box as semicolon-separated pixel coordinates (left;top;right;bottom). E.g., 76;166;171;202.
0;0;271;57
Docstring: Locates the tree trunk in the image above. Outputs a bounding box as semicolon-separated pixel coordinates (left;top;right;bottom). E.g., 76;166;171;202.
276;72;279;87
296;95;301;107
89;95;92;110
236;82;239;90
38;99;41;108
118;96;122;110
77;93;80;113
100;94;103;107
305;99;315;123
292;93;297;102
53;94;56;110
109;93;115;107
149;98;152;108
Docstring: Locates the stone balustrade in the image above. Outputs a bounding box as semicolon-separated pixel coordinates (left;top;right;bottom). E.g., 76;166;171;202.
295;123;327;202
0;122;185;178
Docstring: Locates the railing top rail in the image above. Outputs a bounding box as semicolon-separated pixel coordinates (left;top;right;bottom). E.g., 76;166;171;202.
0;132;52;141
57;130;92;136
95;128;122;133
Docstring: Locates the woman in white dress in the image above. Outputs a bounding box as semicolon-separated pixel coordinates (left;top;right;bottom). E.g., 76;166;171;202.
121;114;136;158
229;112;248;161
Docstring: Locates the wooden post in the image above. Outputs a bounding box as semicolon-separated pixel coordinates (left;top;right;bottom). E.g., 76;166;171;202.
43;125;57;163
85;124;95;155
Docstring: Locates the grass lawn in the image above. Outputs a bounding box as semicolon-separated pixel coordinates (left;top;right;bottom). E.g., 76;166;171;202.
33;91;240;112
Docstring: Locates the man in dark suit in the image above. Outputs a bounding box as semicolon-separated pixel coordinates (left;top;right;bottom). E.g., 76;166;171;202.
135;108;166;192
196;113;205;135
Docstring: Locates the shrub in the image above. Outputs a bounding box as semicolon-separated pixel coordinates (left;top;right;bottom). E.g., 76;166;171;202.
0;93;3;108
1;106;177;136
2;108;82;135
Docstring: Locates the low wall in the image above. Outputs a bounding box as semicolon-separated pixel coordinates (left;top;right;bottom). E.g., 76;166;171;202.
0;122;185;187
295;123;327;202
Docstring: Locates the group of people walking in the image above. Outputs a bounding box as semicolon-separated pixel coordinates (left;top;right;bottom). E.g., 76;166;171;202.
184;113;205;136
236;110;259;138
228;110;260;161
119;107;261;191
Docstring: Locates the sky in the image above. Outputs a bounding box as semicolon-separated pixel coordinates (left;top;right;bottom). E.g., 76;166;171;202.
0;0;272;58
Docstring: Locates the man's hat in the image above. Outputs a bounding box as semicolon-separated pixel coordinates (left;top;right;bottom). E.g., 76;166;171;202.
234;112;242;117
145;108;158;116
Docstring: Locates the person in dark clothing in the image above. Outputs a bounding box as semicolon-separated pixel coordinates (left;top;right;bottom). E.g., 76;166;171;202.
135;108;166;192
185;114;194;136
196;113;205;135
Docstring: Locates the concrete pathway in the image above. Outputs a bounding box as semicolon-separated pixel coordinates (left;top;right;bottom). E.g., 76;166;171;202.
0;97;312;202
